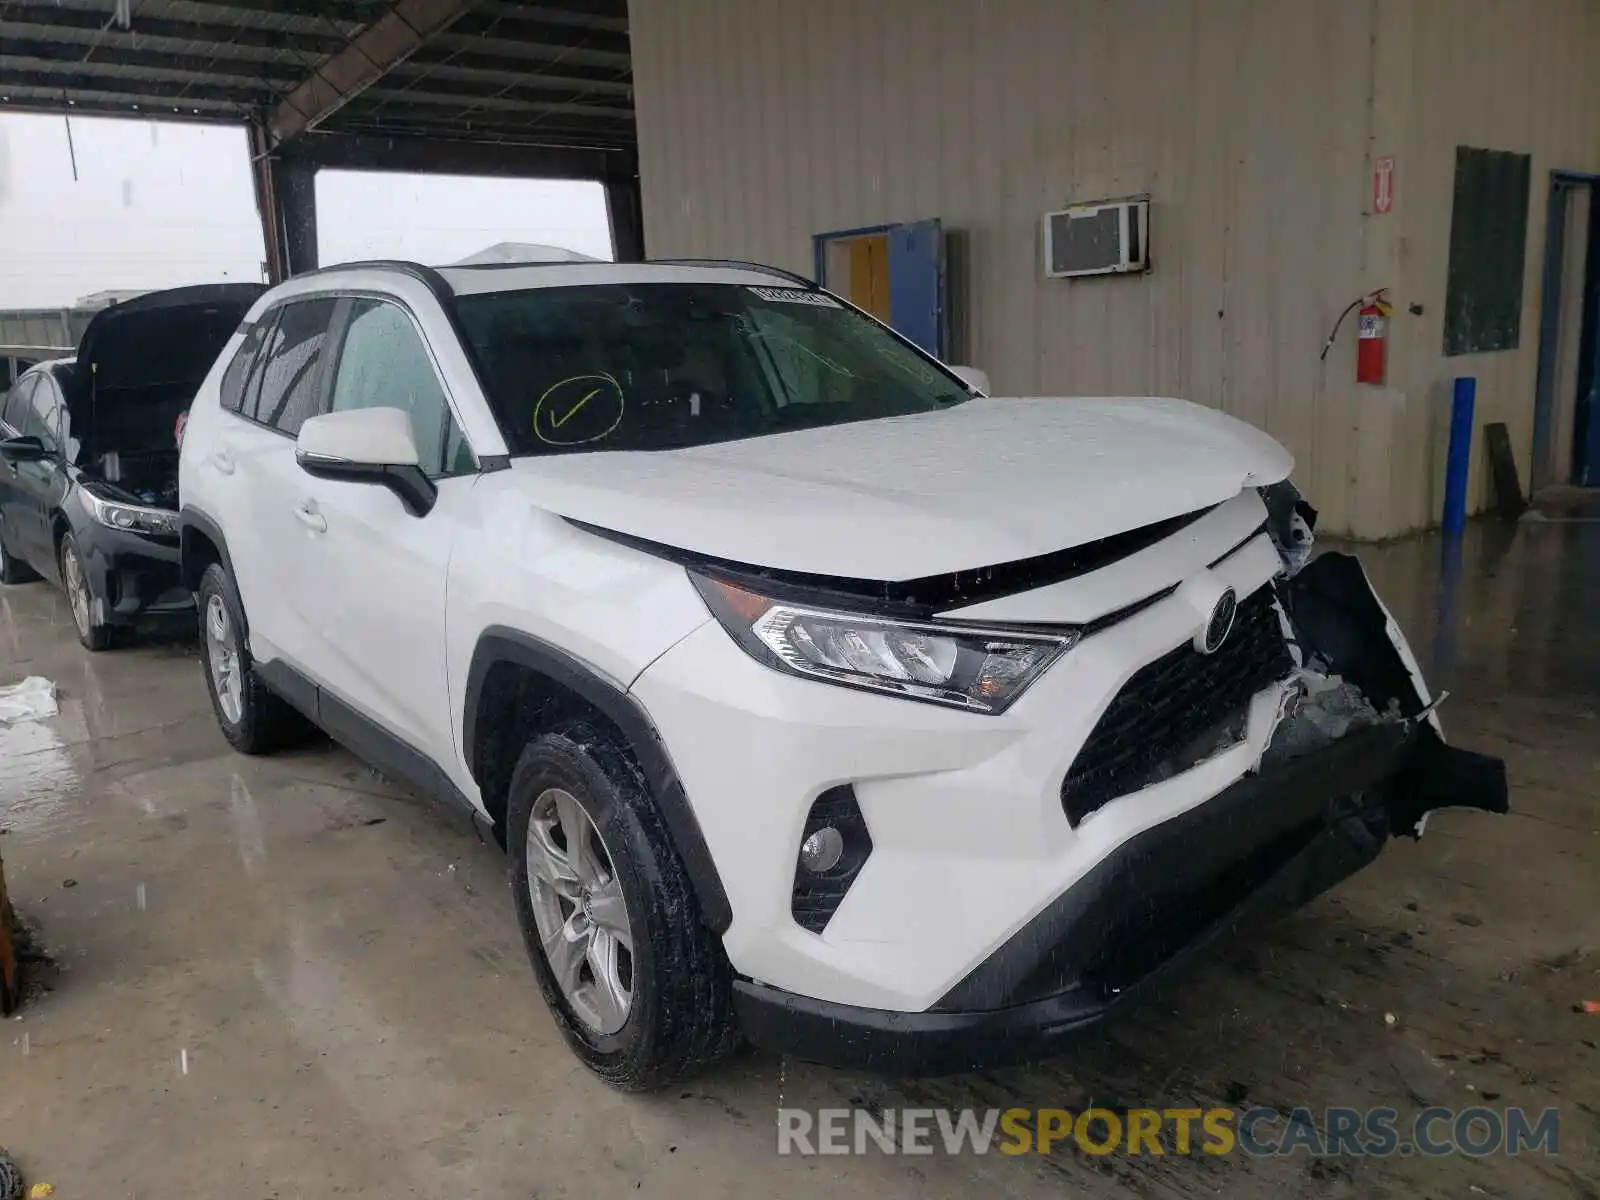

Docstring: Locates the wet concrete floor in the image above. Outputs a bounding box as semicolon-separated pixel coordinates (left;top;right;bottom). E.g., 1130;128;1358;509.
0;520;1596;1198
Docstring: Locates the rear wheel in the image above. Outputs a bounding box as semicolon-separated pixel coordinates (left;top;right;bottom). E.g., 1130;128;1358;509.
197;562;310;754
508;721;739;1090
59;533;115;651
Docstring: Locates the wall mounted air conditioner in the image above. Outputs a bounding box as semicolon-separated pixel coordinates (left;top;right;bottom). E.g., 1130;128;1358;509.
1043;196;1150;278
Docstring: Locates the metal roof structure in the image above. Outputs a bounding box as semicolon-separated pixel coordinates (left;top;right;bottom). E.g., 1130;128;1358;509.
0;0;634;155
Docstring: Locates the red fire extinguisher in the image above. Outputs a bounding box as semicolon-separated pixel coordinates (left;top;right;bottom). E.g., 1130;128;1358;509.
1356;288;1392;385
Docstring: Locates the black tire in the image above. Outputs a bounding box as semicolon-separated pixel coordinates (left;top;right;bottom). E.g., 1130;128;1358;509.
196;562;310;754
0;1147;22;1200
507;720;739;1090
58;532;116;651
0;526;39;585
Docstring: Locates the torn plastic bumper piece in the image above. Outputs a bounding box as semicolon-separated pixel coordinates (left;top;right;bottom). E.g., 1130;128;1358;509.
733;721;1508;1076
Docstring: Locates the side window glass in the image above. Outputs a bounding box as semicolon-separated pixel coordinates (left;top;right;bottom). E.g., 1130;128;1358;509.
2;377;35;432
51;372;80;464
220;319;272;415
329;299;470;477
254;299;337;437
25;378;61;452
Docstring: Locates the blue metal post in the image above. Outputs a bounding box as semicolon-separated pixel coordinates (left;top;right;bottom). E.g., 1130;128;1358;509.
1442;377;1476;536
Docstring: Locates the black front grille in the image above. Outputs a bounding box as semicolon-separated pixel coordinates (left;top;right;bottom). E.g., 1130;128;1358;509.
1061;586;1293;824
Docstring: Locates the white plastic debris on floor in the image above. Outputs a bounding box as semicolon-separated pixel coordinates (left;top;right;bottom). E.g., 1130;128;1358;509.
0;677;59;724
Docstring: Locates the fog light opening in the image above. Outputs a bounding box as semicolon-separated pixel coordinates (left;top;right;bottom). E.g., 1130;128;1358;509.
799;825;845;873
790;785;874;934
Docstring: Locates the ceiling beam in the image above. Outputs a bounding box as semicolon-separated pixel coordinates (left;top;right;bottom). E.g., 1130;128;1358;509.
267;0;473;144
271;129;632;180
0;41;300;92
0;67;265;109
386;54;630;97
0;5;348;56
0;86;248;120
448;11;629;61
168;0;385;27
471;2;629;34
358;77;632;118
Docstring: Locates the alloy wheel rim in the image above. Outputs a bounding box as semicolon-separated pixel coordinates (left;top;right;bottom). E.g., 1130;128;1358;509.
525;787;634;1035
204;594;245;725
62;546;91;637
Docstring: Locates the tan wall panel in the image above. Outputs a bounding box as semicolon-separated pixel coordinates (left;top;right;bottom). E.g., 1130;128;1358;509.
630;0;1600;537
1388;0;1600;534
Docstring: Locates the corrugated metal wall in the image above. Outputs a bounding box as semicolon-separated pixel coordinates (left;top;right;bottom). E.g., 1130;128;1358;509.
629;0;1600;538
1384;0;1600;534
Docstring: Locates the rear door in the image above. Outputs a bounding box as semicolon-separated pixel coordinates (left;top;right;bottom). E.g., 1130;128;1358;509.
0;377;39;567
209;297;341;669
10;371;72;573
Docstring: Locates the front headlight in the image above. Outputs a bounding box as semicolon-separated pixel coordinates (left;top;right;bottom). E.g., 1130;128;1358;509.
691;573;1076;713
78;487;178;537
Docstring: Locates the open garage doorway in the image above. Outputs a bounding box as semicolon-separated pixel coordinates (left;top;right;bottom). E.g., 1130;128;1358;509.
1533;171;1600;488
315;171;615;269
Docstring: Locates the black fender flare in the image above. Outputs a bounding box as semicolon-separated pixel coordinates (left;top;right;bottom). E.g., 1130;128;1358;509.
464;626;733;933
179;506;238;596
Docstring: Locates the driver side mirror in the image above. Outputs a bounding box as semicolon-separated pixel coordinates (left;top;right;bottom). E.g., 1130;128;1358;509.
949;365;991;396
295;407;437;517
0;435;48;463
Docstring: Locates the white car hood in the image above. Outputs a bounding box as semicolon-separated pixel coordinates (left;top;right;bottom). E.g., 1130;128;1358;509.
508;396;1294;580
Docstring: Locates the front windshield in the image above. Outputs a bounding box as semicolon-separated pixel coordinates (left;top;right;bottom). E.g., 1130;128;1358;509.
452;282;972;454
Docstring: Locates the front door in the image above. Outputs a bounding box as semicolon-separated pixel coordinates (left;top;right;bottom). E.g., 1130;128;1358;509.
285;297;476;774
0;376;41;568
4;374;70;577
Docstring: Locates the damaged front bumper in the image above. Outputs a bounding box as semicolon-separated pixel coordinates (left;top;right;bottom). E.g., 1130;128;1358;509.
732;548;1510;1076
734;718;1506;1076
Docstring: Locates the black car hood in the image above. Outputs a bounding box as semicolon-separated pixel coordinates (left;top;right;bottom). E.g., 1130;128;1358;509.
68;283;263;454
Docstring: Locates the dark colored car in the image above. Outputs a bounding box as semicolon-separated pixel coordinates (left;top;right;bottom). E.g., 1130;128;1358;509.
0;284;263;649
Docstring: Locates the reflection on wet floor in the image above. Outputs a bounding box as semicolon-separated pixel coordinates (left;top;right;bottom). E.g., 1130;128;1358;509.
0;520;1597;1199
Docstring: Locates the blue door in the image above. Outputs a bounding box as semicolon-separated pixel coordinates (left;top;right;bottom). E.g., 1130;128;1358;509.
887;219;945;358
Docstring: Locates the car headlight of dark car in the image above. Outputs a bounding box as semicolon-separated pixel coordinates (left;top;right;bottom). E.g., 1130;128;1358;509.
78;486;179;537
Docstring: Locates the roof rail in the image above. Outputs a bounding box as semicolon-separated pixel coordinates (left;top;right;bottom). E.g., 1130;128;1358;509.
647;258;816;287
290;259;456;301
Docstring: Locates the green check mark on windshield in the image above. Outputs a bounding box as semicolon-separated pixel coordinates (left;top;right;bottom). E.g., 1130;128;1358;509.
552;387;603;428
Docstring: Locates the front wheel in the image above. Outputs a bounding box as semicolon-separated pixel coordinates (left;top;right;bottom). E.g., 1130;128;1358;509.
58;533;115;651
508;721;738;1090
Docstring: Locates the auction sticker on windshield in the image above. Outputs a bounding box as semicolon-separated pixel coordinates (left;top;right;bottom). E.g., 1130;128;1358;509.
747;286;841;307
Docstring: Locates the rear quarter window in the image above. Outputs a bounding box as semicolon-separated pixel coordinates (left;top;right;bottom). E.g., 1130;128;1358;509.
219;319;272;415
252;299;338;436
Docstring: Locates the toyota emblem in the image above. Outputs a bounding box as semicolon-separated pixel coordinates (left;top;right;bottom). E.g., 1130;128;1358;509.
1199;588;1238;655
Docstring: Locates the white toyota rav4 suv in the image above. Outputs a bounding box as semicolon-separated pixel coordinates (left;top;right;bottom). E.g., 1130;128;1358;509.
178;258;1507;1089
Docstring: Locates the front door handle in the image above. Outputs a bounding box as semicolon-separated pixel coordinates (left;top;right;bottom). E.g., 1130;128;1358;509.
212;447;236;475
292;500;326;534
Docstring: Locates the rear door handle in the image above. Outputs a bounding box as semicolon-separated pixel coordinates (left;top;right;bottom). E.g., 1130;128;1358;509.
212;447;236;475
292;500;326;534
